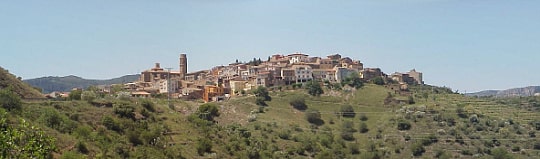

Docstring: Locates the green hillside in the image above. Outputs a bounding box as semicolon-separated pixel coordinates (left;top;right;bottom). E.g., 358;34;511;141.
1;83;540;158
24;74;140;93
0;67;43;98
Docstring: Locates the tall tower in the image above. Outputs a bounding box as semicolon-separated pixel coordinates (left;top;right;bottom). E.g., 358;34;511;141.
179;53;187;80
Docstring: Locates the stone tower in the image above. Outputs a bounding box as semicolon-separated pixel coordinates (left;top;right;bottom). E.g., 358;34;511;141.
179;53;187;80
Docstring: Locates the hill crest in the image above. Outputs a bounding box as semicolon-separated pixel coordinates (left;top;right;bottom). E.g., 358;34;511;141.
24;74;140;93
0;67;44;98
466;86;540;97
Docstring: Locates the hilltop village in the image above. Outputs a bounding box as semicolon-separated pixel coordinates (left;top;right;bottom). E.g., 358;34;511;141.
126;53;423;102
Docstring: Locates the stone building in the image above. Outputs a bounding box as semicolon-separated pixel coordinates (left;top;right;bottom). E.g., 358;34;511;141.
360;68;384;81
407;69;423;85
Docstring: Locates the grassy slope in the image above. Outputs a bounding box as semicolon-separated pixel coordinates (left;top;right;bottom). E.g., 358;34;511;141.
10;84;540;158
0;67;43;98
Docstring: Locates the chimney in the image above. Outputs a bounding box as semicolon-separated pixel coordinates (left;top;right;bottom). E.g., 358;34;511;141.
155;63;161;68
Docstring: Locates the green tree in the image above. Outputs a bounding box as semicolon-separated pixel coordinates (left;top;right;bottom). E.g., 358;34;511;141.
81;91;97;102
0;89;22;112
39;108;77;133
113;102;136;120
69;89;82;100
253;86;271;106
111;84;124;94
372;76;385;85
197;103;220;121
140;99;155;112
0;110;56;158
255;97;267;106
342;72;363;89
101;116;121;132
306;80;323;96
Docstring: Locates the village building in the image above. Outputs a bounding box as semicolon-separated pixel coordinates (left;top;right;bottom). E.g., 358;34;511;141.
125;52;422;102
335;67;356;82
287;53;309;64
360;68;384;81
407;69;424;85
291;65;313;83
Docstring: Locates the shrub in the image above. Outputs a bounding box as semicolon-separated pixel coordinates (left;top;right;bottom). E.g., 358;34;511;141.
372;76;385;85
411;142;425;156
469;114;479;123
349;143;360;154
140;99;155;112
140;126;163;145
511;146;520;152
196;138;212;156
278;130;291;140
359;122;369;133
532;120;540;130
342;121;355;132
40;109;77;133
290;97;308;111
60;151;85;159
340;132;355;141
101;116;121;132
342;72;363;89
127;130;143;146
340;105;355;118
421;134;438;146
0;110;56;158
397;119;412;130
75;141;89;154
116;92;131;100
113;102;135;119
305;109;323;125
457;106;468;118
306;80;324;96
255;97;267;106
81;91;97;102
73;125;92;140
197;103;220;121
69;89;82;100
359;113;368;121
533;141;540;150
253;86;271;101
0;89;22;112
408;96;415;104
491;148;512;159
461;149;473;156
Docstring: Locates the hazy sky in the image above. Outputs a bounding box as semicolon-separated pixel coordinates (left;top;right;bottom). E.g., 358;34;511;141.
1;0;539;92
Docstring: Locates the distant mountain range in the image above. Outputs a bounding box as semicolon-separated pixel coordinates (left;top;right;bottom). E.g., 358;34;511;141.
466;86;540;98
24;75;140;93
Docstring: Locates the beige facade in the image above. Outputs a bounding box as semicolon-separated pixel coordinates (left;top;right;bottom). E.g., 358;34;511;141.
407;69;423;85
292;65;313;83
230;80;247;95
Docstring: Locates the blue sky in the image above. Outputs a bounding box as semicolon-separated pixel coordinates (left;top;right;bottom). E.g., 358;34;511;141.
1;0;539;92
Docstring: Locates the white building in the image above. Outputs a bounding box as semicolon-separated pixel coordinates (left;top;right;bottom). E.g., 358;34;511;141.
287;53;309;64
292;65;313;83
155;79;178;94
